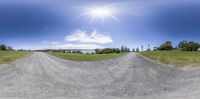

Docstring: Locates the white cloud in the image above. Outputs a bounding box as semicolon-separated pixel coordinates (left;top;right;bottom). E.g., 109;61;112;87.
65;29;113;44
40;29;111;49
53;43;105;49
41;41;60;45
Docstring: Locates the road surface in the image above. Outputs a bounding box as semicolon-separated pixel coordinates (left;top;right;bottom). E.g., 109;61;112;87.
0;52;200;99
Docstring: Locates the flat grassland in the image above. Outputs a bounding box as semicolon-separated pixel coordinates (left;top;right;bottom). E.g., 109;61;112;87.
0;51;31;64
49;52;127;61
139;50;200;67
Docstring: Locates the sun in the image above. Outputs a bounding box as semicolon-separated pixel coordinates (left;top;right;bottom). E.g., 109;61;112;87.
79;5;120;23
88;7;112;17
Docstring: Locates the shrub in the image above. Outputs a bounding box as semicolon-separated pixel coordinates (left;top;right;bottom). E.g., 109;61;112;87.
0;44;6;50
178;41;199;51
158;41;173;50
95;48;121;54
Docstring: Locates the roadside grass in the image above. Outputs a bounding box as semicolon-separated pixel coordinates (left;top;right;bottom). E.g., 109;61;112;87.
49;52;127;61
139;50;200;67
0;51;31;64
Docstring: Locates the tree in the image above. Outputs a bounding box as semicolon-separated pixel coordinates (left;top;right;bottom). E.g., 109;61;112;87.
158;41;173;50
121;45;124;52
136;48;139;52
95;48;121;54
0;44;6;50
124;46;127;52
141;45;143;51
7;46;13;50
113;48;121;53
153;47;157;51
190;42;199;51
132;48;135;52
178;41;188;51
127;48;130;52
178;41;199;51
147;44;151;51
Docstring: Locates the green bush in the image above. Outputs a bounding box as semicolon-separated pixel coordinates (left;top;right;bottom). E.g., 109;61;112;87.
95;48;121;54
178;41;199;51
158;41;173;50
0;44;6;50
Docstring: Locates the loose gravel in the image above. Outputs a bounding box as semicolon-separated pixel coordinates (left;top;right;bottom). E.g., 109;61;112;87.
0;52;199;99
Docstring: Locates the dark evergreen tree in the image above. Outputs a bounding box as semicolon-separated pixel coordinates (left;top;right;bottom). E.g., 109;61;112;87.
141;45;143;51
136;48;139;52
147;44;151;51
132;48;135;52
121;45;124;52
124;46;127;52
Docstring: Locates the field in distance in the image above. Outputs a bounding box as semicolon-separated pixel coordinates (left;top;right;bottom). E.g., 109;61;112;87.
0;51;31;64
140;50;200;67
49;52;127;61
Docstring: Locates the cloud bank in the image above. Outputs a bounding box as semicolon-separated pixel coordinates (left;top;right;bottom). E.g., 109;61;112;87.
53;43;105;49
41;29;113;49
65;29;113;44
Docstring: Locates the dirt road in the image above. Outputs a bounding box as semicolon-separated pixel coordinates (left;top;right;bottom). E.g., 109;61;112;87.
0;52;200;99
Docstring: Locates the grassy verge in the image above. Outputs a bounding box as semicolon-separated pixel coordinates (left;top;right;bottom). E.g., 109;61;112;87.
0;51;31;64
49;52;127;61
139;50;200;67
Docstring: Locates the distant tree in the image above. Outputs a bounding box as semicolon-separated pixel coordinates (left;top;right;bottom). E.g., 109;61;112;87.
18;49;24;51
121;45;125;52
95;48;121;54
158;41;173;50
72;50;82;54
127;48;130;52
136;48;139;52
113;48;121;53
0;44;6;50
141;45;143;52
6;46;13;50
178;41;199;51
102;48;111;54
124;46;127;52
95;49;101;54
189;41;199;51
147;44;151;51
132;48;135;52
178;41;188;51
153;47;157;51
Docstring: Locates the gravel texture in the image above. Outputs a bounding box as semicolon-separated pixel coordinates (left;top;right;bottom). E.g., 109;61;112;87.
0;52;199;99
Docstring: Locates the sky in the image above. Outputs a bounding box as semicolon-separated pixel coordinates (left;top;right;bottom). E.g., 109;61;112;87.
0;0;200;50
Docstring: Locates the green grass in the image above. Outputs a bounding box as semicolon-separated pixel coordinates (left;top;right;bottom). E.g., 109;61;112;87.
139;50;200;67
49;52;127;61
0;51;31;64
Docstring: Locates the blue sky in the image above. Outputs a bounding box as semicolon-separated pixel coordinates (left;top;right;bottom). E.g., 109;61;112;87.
0;0;200;50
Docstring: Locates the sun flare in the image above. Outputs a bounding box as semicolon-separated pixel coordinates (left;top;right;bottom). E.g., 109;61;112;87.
80;5;120;23
89;7;112;17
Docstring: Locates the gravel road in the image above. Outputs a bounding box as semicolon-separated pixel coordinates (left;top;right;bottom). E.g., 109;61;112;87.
0;52;200;99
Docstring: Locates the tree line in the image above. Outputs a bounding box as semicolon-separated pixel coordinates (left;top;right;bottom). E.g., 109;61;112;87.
95;45;134;54
95;48;121;54
155;41;200;51
0;44;13;51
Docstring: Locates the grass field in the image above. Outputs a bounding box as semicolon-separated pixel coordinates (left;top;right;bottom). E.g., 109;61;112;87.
0;51;31;64
49;52;127;61
139;50;200;67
